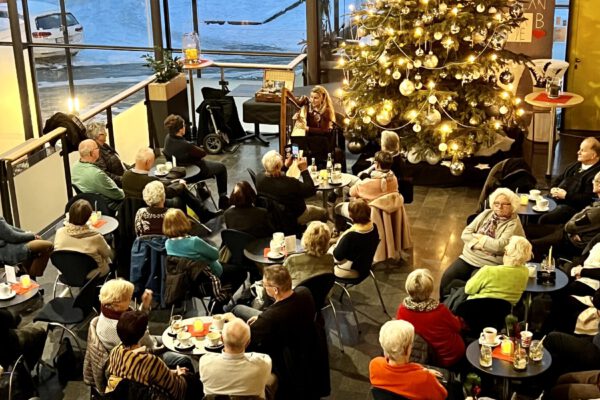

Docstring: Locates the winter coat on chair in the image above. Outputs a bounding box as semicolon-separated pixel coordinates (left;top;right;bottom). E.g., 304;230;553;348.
130;235;167;307
369;192;413;264
83;316;110;393
0;216;36;266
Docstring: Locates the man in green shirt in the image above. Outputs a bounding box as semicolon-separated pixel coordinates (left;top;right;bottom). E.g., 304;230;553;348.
71;139;124;211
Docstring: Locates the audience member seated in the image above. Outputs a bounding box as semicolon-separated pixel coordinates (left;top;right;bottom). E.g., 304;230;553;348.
546;287;600;336
358;131;405;183
0;309;47;371
163;114;230;209
569;243;600;297
232;265;329;400
526;171;600;260
163;209;245;297
71;139;124;211
541;137;600;224
463;236;531;305
369;320;447;400
396;269;464;368
87;121;127;187
334;151;398;231
440;188;524;298
224;181;274;238
200;317;273;399
95;279;192;369
0;216;53;277
548;370;600;400
328;199;379;279
106;310;199;399
256;150;327;226
54;199;112;278
284;221;334;288
135;181;169;237
123;147;219;222
545;319;600;391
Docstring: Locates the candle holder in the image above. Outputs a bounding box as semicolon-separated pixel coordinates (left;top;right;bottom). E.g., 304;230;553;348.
182;32;201;64
546;77;562;99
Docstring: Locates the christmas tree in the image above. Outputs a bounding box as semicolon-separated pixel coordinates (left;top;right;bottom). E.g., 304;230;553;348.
338;0;530;172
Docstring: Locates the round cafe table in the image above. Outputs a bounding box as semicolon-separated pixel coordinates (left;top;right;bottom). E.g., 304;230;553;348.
525;91;584;178
161;316;219;357
523;262;568;322
466;340;552;400
517;195;557;224
149;164;201;181
244;237;304;265
56;215;119;236
0;280;40;310
314;172;355;209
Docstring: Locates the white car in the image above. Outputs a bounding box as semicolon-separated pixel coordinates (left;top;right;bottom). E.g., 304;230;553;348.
0;3;83;59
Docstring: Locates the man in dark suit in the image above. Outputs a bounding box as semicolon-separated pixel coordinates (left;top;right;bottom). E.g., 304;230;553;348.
540;137;600;224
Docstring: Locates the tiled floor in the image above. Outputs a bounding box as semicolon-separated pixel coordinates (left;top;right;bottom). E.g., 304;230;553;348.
16;127;597;399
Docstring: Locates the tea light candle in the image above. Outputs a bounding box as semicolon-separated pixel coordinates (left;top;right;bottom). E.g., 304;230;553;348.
501;338;513;355
20;274;31;288
520;194;528;206
193;320;204;333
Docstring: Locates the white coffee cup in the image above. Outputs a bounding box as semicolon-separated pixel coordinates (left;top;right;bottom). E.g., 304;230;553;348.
156;164;167;174
207;332;221;346
482;327;497;344
529;189;541;200
527;264;537;278
273;232;285;242
165;161;173;171
212;314;225;331
177;331;192;346
536;197;549;210
0;283;11;296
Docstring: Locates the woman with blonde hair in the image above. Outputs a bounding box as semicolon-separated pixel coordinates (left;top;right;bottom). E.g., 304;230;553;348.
440;187;524;298
396;269;465;367
284;221;334;288
290;85;336;135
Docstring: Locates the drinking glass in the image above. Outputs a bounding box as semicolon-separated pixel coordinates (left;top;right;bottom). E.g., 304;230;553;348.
332;163;342;183
541;257;555;272
170;314;183;334
513;347;528;370
529;340;544;362
479;345;492;368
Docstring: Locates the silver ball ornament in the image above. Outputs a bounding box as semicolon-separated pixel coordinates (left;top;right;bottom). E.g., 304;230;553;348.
450;160;465;176
413;123;422;132
476;3;485;12
399;79;415;96
434;31;443;40
499;70;515;85
392;70;402;80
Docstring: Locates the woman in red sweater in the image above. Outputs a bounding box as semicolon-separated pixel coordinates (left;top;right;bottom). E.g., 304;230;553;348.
369;320;447;400
396;268;465;367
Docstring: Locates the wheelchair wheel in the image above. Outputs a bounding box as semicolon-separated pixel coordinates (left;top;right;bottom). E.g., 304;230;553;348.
203;133;223;154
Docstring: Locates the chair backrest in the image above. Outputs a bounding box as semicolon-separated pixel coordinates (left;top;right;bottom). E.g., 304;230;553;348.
371;387;409;400
110;379;174;400
255;194;301;236
220;229;255;266
65;193;111;216
73;272;101;316
455;298;512;334
50;250;98;287
297;273;336;309
247;168;257;188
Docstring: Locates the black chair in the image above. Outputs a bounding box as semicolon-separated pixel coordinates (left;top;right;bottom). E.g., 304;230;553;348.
108;379;174;400
220;229;256;283
50;250;98;298
34;271;100;357
65;192;112;216
371;387;409;400
298;273;344;352
247;168;257;188
455;298;512;337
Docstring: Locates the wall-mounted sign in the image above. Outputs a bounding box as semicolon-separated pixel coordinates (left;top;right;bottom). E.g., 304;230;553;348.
505;0;556;58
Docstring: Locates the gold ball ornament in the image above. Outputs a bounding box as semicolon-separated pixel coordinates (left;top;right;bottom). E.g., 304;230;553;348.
450;160;465;176
476;3;486;12
362;115;372;124
450;24;460;34
399;79;416;96
499;105;509;114
439;3;448;12
376;112;392;126
392;70;402;80
434;31;443;40
438;142;448;152
428;95;438;104
413;123;422;132
424;109;442;125
424;52;439;68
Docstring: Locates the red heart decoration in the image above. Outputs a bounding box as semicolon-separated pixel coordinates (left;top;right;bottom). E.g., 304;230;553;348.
532;29;546;39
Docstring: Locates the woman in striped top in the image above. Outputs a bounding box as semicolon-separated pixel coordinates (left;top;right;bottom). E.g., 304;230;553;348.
105;310;188;399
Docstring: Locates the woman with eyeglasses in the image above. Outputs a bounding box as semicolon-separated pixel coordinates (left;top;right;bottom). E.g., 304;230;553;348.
440;187;524;299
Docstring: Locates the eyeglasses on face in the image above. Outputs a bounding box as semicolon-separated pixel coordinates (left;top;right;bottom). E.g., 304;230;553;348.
493;202;511;207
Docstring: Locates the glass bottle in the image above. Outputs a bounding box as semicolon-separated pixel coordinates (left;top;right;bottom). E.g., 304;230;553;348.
326;153;333;177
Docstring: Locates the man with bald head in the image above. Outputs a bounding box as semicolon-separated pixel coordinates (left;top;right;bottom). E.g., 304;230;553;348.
199;317;272;398
71;139;124;211
121;147;219;222
540;137;600;224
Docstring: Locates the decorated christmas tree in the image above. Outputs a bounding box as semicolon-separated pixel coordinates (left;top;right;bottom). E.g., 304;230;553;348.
338;0;530;173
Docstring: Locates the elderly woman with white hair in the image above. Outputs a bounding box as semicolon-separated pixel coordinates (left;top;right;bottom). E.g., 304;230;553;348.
255;150;327;226
369;320;447;400
440;187;524;298
134;181;169;236
284;221;334;288
396;269;464;368
464;236;532;305
87;121;127;187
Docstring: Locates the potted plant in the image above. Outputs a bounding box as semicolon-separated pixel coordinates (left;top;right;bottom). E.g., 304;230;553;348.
143;49;186;101
143;48;188;147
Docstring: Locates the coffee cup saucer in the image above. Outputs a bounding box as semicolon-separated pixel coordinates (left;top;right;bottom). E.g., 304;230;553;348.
478;334;503;347
0;290;16;301
532;205;550;212
174;340;194;351
267;251;285;260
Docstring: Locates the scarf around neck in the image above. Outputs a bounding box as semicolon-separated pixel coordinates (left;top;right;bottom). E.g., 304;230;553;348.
477;212;509;238
403;297;439;312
